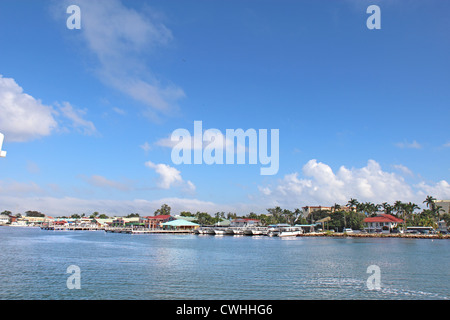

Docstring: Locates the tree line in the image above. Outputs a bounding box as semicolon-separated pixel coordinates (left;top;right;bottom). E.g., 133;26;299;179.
2;195;448;230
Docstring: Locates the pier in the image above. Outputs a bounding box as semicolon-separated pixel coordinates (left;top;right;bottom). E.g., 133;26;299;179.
104;227;194;234
41;225;103;231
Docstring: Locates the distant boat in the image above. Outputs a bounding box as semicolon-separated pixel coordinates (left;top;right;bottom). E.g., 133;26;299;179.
226;227;245;235
277;226;302;237
213;228;225;236
250;227;268;236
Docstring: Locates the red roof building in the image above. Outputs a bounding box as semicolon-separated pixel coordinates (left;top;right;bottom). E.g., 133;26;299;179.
364;214;403;232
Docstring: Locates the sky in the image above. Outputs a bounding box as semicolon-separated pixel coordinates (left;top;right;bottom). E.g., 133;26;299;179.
0;0;449;217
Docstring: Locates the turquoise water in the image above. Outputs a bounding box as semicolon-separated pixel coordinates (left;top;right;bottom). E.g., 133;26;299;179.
0;227;448;300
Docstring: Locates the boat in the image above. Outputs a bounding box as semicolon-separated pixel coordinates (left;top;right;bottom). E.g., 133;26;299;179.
250;227;268;236
213;228;226;236
277;226;302;237
225;227;245;235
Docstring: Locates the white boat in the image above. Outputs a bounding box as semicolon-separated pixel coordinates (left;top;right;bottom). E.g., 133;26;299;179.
250;227;268;236
277;226;302;237
213;228;226;236
227;227;245;235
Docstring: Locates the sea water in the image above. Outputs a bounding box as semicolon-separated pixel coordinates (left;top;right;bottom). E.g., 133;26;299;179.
0;227;448;300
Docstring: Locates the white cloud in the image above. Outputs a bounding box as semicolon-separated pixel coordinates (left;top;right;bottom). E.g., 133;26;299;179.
395;140;422;149
0;74;57;142
392;164;413;176
140;142;152;153
0;194;227;217
257;159;434;208
0;180;45;196
58;102;97;135
0;75;97;142
414;180;450;201
145;161;195;193
63;0;185;116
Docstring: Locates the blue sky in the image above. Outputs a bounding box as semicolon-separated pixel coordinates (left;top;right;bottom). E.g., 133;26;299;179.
0;0;449;216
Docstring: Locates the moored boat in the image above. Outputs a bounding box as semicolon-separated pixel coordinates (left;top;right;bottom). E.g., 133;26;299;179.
277;226;302;237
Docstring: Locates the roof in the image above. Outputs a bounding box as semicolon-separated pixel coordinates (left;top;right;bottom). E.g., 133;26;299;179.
161;219;199;227
364;214;403;223
147;215;172;220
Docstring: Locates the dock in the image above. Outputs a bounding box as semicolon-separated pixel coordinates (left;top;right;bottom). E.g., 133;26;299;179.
41;226;104;231
104;227;194;234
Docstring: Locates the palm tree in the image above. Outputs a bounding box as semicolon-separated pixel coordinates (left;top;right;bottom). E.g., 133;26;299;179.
393;201;404;217
403;202;419;226
423;195;436;211
293;208;303;224
347;198;359;211
381;202;393;215
333;203;341;212
434;206;444;222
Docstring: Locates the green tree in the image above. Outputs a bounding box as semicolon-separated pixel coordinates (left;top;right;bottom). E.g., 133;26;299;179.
423;195;436;211
25;211;45;217
195;212;214;225
154;204;171;216
180;211;193;217
126;213;140;218
434;205;445;222
381;202;393;215
90;212;99;219
347;198;359;211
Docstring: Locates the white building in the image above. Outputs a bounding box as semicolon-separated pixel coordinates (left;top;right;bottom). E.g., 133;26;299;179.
0;214;10;225
434;200;450;214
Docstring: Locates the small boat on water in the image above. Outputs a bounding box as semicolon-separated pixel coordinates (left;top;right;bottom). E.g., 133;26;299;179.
213;228;226;236
277;226;302;237
250;227;268;236
225;227;245;235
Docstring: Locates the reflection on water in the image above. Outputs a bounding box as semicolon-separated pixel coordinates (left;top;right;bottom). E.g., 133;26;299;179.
0;227;448;300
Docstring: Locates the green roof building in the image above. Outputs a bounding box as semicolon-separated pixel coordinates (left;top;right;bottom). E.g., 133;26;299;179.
161;219;200;231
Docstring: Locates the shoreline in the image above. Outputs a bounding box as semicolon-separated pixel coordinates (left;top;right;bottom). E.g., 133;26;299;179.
2;225;449;239
298;232;450;239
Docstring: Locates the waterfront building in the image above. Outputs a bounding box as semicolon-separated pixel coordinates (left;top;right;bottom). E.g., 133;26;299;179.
111;217;140;227
142;215;175;229
230;218;261;227
23;215;54;226
161;219;200;231
363;214;403;233
434;200;450;214
302;205;354;216
0;214;10;225
94;218;115;228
